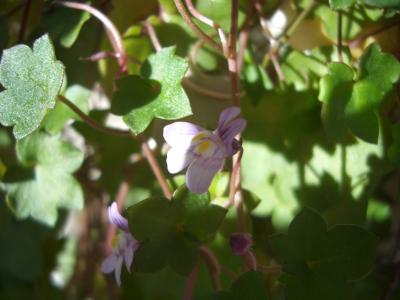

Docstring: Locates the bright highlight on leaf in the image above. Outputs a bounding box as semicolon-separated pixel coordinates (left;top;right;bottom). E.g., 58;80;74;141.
0;34;65;140
112;46;192;135
319;43;400;143
1;132;84;226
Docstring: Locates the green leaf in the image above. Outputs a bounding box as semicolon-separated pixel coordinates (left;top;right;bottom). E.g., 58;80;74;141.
315;5;363;40
113;47;192;135
43;4;90;48
319;63;354;140
127;185;226;275
330;0;356;9
0;35;65;139
270;208;378;300
1;132;84;226
43;84;90;134
211;271;270;300
319;43;400;143
360;0;400;9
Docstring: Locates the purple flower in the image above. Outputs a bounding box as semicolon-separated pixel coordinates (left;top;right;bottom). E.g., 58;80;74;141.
163;106;246;194
230;233;253;256
101;202;139;286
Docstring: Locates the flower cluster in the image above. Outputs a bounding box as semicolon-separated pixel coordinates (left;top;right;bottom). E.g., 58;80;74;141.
163;106;246;194
101;203;139;286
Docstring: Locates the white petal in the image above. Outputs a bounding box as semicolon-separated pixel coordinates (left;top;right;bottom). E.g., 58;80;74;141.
101;254;118;274
166;147;194;174
186;158;223;194
163;122;204;149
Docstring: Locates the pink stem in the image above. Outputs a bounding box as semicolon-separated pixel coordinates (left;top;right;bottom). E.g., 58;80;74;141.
57;1;128;73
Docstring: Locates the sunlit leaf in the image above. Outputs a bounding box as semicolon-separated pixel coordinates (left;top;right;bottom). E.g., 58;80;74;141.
319;43;400;143
113;47;192;134
329;0;356;9
0;35;65;139
1;132;84;226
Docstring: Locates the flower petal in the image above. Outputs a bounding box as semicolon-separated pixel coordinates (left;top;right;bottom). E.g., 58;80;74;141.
166;147;195;174
163;122;204;149
114;256;124;286
108;202;129;232
124;245;134;273
186;158;223;194
101;253;118;274
124;238;139;272
218;106;241;129
219;118;246;154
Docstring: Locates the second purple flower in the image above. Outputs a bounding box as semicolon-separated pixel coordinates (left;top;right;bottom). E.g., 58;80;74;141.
163;106;246;194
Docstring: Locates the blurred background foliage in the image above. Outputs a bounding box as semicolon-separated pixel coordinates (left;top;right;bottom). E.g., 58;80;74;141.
0;0;400;299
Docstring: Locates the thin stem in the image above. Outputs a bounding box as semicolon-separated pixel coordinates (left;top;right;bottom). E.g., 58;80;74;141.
57;1;128;73
349;19;400;48
226;148;243;207
199;246;221;291
337;10;343;63
183;78;236;100
57;2;173;200
237;3;253;74
270;49;286;82
143;19;162;52
183;260;200;300
173;0;222;53
227;0;246;236
4;2;24;17
18;0;32;42
245;250;258;271
138;134;173;199
184;0;228;56
228;0;240;105
58;95;132;137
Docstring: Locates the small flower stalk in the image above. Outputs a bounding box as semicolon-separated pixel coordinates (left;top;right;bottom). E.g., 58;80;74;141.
101;202;139;286
163;106;246;194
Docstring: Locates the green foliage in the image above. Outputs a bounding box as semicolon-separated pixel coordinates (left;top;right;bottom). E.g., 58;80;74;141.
0;202;43;281
0;35;65;139
329;0;356;9
271;208;378;300
1;132;84;226
0;0;399;298
43;84;90;134
319;43;400;143
127;186;226;275
112;47;192;134
43;4;90;48
360;0;400;8
212;271;270;300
